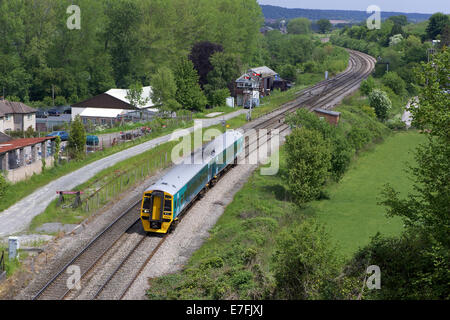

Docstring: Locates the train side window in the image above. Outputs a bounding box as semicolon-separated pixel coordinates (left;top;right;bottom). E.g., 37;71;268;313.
164;198;172;212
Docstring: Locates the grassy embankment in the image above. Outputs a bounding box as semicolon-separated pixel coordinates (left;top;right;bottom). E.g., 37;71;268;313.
145;104;424;299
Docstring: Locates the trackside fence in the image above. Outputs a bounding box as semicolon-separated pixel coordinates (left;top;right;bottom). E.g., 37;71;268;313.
82;151;171;214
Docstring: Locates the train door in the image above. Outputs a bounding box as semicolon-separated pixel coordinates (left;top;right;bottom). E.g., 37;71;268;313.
150;191;164;229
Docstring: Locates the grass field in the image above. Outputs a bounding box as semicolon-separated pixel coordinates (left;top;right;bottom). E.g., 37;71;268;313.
311;130;426;257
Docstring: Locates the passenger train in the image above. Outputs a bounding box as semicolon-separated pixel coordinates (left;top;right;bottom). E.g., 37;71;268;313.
140;130;244;234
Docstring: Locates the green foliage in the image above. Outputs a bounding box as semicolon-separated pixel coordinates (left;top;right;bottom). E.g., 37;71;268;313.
174;57;207;111
205;51;242;94
361;106;377;118
53;136;61;166
287;18;312;35
369;89;392;120
286;106;386;181
68;115;86;160
363;49;450;300
150;66;180;111
344;232;449;299
285;128;331;206
387;15;408;27
0;0;263;106
426;12;449;39
410;49;449;139
207;88;230;107
0;171;7;199
265;31;314;69
381;71;406;96
360;76;376;96
272;219;340;299
125;81;149;109
317;19;332;34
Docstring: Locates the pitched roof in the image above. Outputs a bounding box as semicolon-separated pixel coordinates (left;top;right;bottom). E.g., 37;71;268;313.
0;137;55;155
0;100;36;117
105;87;154;109
248;66;278;78
72;86;155;110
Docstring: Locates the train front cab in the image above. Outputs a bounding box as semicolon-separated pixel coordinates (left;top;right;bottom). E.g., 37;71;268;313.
141;190;173;234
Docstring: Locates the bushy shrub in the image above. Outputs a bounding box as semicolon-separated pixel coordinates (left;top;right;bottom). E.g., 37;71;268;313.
279;64;297;82
381;71;406;96
386;118;407;130
303;60;318;73
207;88;230;107
360;76;376;96
369;89;392;120
361;105;377;118
285;128;331;206
0;172;7;199
272;220;340;299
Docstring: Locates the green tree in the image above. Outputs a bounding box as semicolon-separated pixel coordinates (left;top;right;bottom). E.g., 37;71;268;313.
53;135;61;166
360;76;376;96
150;66;180;111
207;88;230;107
317;19;332;34
272;219;340;299
369;89;392;120
387;15;408;26
126;81;149;109
206;52;242;93
426;12;450;39
285;127;331;206
174;57;207;112
287;18;312;35
68;115;86;160
381;71;406;96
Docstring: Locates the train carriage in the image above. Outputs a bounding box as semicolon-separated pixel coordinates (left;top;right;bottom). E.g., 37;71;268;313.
141;130;244;234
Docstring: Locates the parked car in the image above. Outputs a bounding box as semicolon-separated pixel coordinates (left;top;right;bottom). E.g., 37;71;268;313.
36;110;49;118
46;131;69;141
86;135;99;146
48;109;61;117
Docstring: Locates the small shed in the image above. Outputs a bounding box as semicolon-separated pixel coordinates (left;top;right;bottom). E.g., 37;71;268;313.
313;108;341;126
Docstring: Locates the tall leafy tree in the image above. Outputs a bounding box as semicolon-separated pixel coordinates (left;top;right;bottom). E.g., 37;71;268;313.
284;127;331;206
189;41;223;88
317;19;332;34
174;57;207;111
68;115;86;160
426;12;449;40
287;18;312;35
126;81;149;109
150;66;180;111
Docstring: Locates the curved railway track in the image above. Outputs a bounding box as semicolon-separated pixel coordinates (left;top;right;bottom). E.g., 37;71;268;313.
31;49;375;300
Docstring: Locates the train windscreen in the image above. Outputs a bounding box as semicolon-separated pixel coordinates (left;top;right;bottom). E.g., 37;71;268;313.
143;197;152;210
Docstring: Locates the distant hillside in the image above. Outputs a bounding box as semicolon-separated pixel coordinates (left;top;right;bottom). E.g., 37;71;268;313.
261;5;432;23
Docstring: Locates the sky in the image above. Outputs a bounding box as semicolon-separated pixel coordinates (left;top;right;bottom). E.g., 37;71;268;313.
257;0;450;14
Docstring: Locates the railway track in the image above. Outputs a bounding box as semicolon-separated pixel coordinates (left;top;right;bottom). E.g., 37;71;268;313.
31;49;375;300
